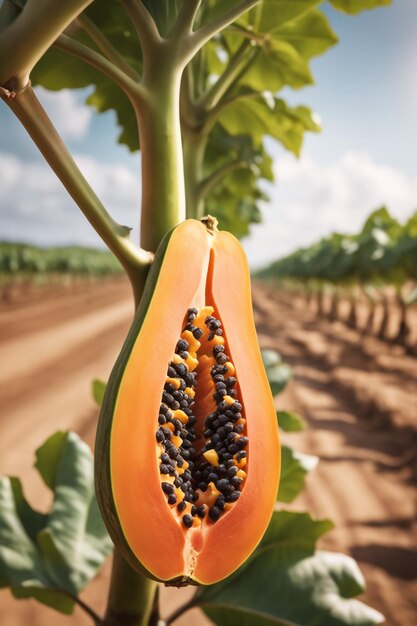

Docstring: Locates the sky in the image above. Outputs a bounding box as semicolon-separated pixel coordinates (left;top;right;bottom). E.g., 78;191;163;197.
0;0;416;268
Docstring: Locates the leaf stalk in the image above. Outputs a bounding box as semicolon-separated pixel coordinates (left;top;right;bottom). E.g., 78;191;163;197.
2;83;153;303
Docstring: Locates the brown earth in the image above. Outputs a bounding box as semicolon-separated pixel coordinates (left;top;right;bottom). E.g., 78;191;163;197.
0;278;416;626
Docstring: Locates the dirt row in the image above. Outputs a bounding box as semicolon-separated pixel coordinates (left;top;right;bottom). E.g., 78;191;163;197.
252;282;417;626
0;279;416;625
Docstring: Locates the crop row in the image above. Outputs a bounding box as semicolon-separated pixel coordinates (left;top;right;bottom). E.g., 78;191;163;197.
0;242;123;277
257;207;417;350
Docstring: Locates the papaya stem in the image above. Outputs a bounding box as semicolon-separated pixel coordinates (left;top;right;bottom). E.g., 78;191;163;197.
137;55;186;251
75;13;140;81
120;0;161;62
2;83;153;303
182;126;208;219
186;0;260;58
104;550;158;626
196;39;253;112
54;35;145;103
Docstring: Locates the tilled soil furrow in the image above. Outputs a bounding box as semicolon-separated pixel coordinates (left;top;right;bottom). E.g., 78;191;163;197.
0;278;131;341
253;282;417;626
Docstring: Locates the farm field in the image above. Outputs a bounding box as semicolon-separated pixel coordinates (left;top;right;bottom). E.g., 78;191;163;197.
0;278;416;626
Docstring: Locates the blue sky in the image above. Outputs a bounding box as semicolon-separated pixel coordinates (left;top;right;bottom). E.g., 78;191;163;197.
1;0;416;267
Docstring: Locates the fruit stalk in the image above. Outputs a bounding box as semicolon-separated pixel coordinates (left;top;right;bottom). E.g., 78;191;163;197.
104;550;157;626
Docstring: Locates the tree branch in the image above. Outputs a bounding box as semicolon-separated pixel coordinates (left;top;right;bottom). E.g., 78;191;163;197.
169;0;202;38
54;34;146;105
75;13;140;81
2;83;153;302
120;0;160;62
196;39;253;112
186;0;261;59
0;0;94;90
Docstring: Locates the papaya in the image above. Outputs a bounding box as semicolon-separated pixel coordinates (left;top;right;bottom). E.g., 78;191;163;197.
95;218;280;586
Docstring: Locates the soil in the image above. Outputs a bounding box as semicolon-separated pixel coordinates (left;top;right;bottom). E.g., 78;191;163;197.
0;278;416;626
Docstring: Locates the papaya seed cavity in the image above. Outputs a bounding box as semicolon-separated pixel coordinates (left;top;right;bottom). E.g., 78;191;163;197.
156;307;248;529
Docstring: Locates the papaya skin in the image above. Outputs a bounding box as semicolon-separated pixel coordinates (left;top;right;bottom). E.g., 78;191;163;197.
95;219;280;586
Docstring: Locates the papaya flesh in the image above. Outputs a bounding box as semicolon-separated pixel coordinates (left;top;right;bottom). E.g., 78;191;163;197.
95;218;280;586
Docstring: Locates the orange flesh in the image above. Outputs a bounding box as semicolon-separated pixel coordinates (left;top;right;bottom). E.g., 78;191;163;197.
110;220;280;584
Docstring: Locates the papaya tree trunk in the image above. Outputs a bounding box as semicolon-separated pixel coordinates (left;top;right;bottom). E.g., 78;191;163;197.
137;61;186;251
104;551;157;626
394;296;410;346
316;289;324;316
346;297;357;329
363;301;376;335
329;292;339;321
377;295;390;340
182;124;209;219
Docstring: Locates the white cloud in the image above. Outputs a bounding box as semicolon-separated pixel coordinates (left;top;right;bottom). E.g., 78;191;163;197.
1;148;416;268
243;150;417;269
34;87;92;141
0;152;140;246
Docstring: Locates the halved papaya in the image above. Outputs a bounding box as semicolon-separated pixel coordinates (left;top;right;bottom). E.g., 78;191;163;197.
95;218;280;586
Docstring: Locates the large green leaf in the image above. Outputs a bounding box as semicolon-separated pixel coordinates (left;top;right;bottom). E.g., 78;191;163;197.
242;38;314;92
277;410;306;432
278;444;318;503
245;0;322;31
218;95;320;155
275;9;339;59
197;510;382;626
0;431;112;614
328;0;392;14
259;509;334;551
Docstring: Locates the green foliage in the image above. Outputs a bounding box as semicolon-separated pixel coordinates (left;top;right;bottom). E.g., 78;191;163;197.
257;207;417;288
0;242;123;277
328;0;392;14
31;0;141;152
29;0;334;238
277;410;306;431
196;510;383;626
278;445;318;502
92;378;106;407
218;94;321;156
0;431;112;614
261;348;292;395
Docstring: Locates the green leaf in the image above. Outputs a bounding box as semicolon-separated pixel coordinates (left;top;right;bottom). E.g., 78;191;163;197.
0;431;112;613
242;39;314;92
328;0;392;15
259;510;334;551
92;378;106;407
198;510;382;626
278;444;318;503
261;349;292;396
34;431;68;490
277;410;306;431
275;9;339;59
248;0;322;31
218;95;320;155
